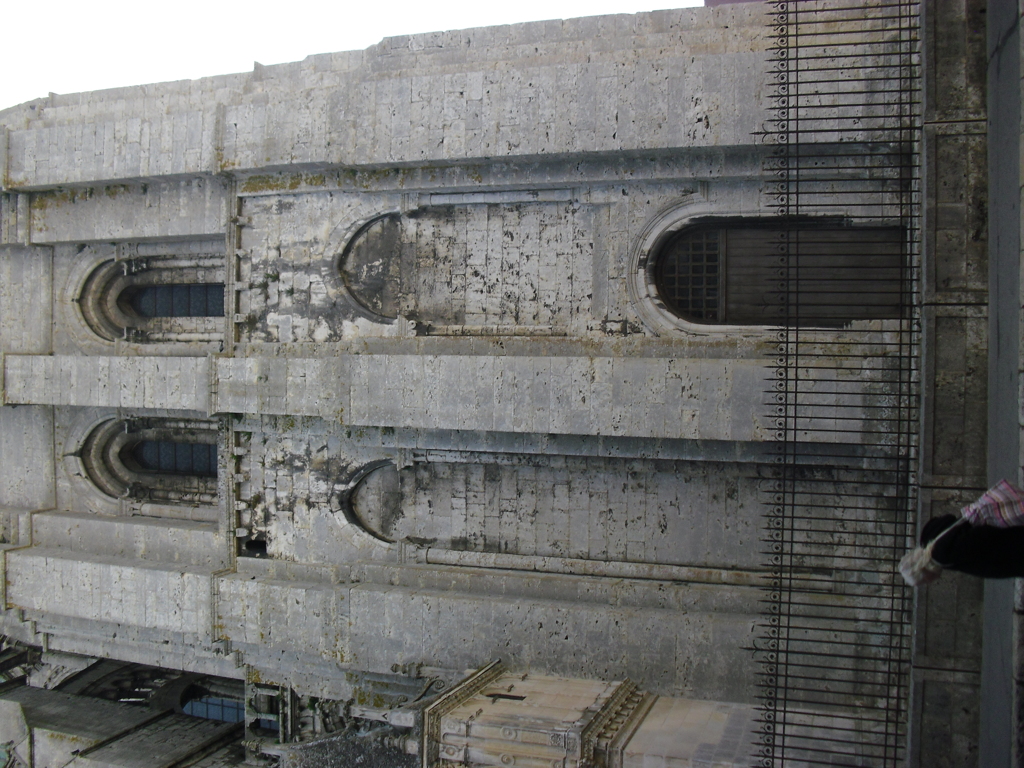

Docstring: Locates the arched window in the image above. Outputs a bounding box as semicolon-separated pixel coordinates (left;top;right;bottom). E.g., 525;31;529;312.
652;222;904;326
79;241;226;344
80;418;219;505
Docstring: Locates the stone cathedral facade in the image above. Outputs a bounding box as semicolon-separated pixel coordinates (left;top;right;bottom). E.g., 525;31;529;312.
0;1;1003;766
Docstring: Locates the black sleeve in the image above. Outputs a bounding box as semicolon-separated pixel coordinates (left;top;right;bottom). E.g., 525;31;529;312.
932;524;1024;578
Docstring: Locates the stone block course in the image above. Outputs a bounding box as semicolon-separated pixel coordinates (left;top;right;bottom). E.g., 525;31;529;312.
1;7;768;188
4;354;210;412
211;353;772;441
343;581;757;701
28;179;228;244
217;573;350;663
32;511;228;569
398;458;759;567
0;245;52;354
0;405;55;510
7;547;214;637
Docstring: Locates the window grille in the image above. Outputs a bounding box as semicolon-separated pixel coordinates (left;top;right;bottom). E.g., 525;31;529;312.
80;418;220;506
77;243;226;344
654;224;903;325
654;228;721;321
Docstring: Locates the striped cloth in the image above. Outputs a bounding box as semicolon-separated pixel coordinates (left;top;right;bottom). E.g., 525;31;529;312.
961;479;1024;528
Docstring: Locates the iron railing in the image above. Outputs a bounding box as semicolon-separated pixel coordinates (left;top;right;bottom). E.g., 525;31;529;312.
752;1;922;766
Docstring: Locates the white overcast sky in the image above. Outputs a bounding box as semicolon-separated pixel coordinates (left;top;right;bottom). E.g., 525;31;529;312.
3;0;703;111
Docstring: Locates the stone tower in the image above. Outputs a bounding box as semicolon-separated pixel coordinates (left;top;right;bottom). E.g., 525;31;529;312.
0;0;1003;766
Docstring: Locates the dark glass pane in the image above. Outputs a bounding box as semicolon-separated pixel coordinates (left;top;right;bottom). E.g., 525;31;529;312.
138;442;160;469
171;285;189;316
655;224;903;325
158;441;176;472
133;441;217;477
192;444;214;476
183;696;244;723
137;289;156;318
724;227;904;325
206;444;217;474
128;284;225;318
206;285;225;317
155;287;173;317
174;443;191;473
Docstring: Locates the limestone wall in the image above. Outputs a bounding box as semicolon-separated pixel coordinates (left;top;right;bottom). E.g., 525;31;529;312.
28;179;228;244
4;354;210;411
0;6;769;188
7;547;215;636
0;245;52;353
395;457;759;567
0;0;941;739
0;406;55;511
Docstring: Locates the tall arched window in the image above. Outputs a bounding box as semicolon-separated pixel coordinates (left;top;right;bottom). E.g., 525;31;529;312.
79;241;226;344
80;418;219;505
652;222;904;326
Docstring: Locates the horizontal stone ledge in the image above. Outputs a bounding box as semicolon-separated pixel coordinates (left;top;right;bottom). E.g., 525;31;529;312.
419;548;769;587
6;547;216;637
2;353;897;447
2;354;209;412
211;353;772;441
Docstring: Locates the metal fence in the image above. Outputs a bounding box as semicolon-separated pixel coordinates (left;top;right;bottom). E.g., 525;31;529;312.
752;2;922;766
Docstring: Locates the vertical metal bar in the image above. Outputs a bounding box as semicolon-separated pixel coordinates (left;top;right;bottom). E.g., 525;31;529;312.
753;1;921;765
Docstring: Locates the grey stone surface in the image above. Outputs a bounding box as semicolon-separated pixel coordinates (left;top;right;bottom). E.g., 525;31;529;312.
4;355;211;412
0;684;153;740
0;406;55;510
909;0;992;764
28;179;228;245
0;246;52;354
7;547;216;637
0;6;768;188
272;731;417;768
79;715;239;768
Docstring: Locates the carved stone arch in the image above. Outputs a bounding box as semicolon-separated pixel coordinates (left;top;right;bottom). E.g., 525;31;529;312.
337;213;404;322
339;460;403;544
80;417;220;505
628;198;761;336
78;241;226;344
78;259;129;341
